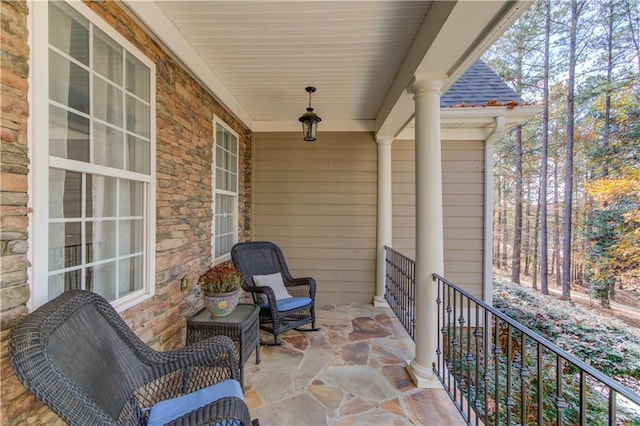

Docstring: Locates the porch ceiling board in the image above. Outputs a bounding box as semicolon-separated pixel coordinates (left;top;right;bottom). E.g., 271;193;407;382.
124;0;533;134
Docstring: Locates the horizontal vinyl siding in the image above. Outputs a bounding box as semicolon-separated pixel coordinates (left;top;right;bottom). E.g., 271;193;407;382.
391;139;485;298
391;140;416;258
443;140;484;297
253;132;377;304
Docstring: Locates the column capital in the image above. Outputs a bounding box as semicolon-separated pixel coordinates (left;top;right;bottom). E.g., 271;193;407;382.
375;135;394;146
408;78;442;96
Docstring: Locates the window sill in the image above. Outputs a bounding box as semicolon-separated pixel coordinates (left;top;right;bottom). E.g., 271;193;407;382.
113;291;154;314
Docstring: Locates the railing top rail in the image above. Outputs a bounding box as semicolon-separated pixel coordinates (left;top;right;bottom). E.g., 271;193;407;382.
384;246;415;263
433;273;640;405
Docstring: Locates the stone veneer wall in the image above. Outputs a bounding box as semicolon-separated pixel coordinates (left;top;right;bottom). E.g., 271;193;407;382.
0;1;252;423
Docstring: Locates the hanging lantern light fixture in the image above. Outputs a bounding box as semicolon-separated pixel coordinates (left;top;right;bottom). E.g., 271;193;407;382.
298;86;321;142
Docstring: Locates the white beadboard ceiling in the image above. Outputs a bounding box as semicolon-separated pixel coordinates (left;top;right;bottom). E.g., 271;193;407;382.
125;1;532;135
155;1;430;123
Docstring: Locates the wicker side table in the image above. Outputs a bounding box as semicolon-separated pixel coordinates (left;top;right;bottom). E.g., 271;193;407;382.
186;304;260;386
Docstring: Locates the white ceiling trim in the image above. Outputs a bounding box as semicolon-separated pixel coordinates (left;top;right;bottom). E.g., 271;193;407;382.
253;120;375;133
123;0;254;130
440;105;541;123
396;126;486;141
395;105;542;140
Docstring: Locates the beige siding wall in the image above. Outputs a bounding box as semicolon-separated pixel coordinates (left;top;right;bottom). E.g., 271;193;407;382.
391;141;416;257
392;139;485;298
253;132;377;304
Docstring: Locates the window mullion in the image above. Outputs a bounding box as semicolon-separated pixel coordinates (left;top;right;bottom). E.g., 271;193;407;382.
115;178;120;300
81;173;86;291
49;157;151;182
89;21;94;165
122;50;127;172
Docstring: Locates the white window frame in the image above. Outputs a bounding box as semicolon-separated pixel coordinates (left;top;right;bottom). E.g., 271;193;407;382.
212;116;239;264
29;0;156;312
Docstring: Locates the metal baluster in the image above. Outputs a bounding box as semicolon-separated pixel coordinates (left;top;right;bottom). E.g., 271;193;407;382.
398;254;403;330
555;355;568;426
404;256;409;335
483;308;490;425
538;344;544;425
400;254;403;323
466;296;472;420
410;258;415;338
493;317;502;426
392;252;397;324
411;259;415;338
609;388;617;426
520;332;529;425
579;370;586;426
446;284;453;394
452;287;459;404
505;324;515;425
396;254;401;330
388;250;392;306
403;256;407;333
456;290;466;401
436;275;442;378
474;304;482;425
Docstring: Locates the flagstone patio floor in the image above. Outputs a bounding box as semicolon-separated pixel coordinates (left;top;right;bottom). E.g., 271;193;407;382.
242;302;466;425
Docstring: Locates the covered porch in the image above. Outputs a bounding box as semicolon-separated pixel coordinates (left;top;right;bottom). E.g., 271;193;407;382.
1;0;539;423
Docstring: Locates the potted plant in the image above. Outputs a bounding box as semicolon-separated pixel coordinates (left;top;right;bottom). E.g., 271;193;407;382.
198;264;244;317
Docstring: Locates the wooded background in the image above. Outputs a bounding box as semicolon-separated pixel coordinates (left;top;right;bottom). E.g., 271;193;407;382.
482;0;640;307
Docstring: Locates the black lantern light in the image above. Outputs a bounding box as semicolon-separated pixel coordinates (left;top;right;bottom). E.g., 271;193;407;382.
298;86;321;142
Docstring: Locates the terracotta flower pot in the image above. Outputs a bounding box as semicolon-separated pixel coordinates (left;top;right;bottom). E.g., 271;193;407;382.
203;289;241;317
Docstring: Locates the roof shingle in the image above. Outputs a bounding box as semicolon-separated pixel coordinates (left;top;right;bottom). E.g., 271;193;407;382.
441;60;524;108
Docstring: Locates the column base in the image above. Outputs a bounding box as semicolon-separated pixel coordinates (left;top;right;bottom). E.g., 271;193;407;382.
406;359;442;389
372;295;388;307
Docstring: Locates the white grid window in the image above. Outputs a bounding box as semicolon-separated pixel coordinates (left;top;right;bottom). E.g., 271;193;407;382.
213;119;238;261
32;1;155;309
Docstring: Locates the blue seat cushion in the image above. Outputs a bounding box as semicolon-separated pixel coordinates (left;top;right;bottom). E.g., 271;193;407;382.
147;379;244;426
260;297;312;312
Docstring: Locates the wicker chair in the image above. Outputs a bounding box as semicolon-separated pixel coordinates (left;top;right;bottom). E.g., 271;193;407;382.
231;241;319;345
9;290;258;426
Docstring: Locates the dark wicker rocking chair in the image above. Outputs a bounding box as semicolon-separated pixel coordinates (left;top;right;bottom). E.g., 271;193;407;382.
231;241;319;345
9;290;258;426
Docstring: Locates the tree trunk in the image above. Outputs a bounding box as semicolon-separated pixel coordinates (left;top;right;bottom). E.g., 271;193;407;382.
554;157;562;289
603;0;614;178
495;175;502;267
502;177;509;269
540;0;551;296
624;0;640;76
524;177;532;276
511;126;523;284
532;186;541;291
562;0;580;300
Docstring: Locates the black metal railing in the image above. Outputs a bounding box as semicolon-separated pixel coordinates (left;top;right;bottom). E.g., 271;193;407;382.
434;273;640;426
384;246;415;339
382;247;640;425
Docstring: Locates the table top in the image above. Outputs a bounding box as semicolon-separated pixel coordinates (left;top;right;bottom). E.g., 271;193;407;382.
188;304;258;326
